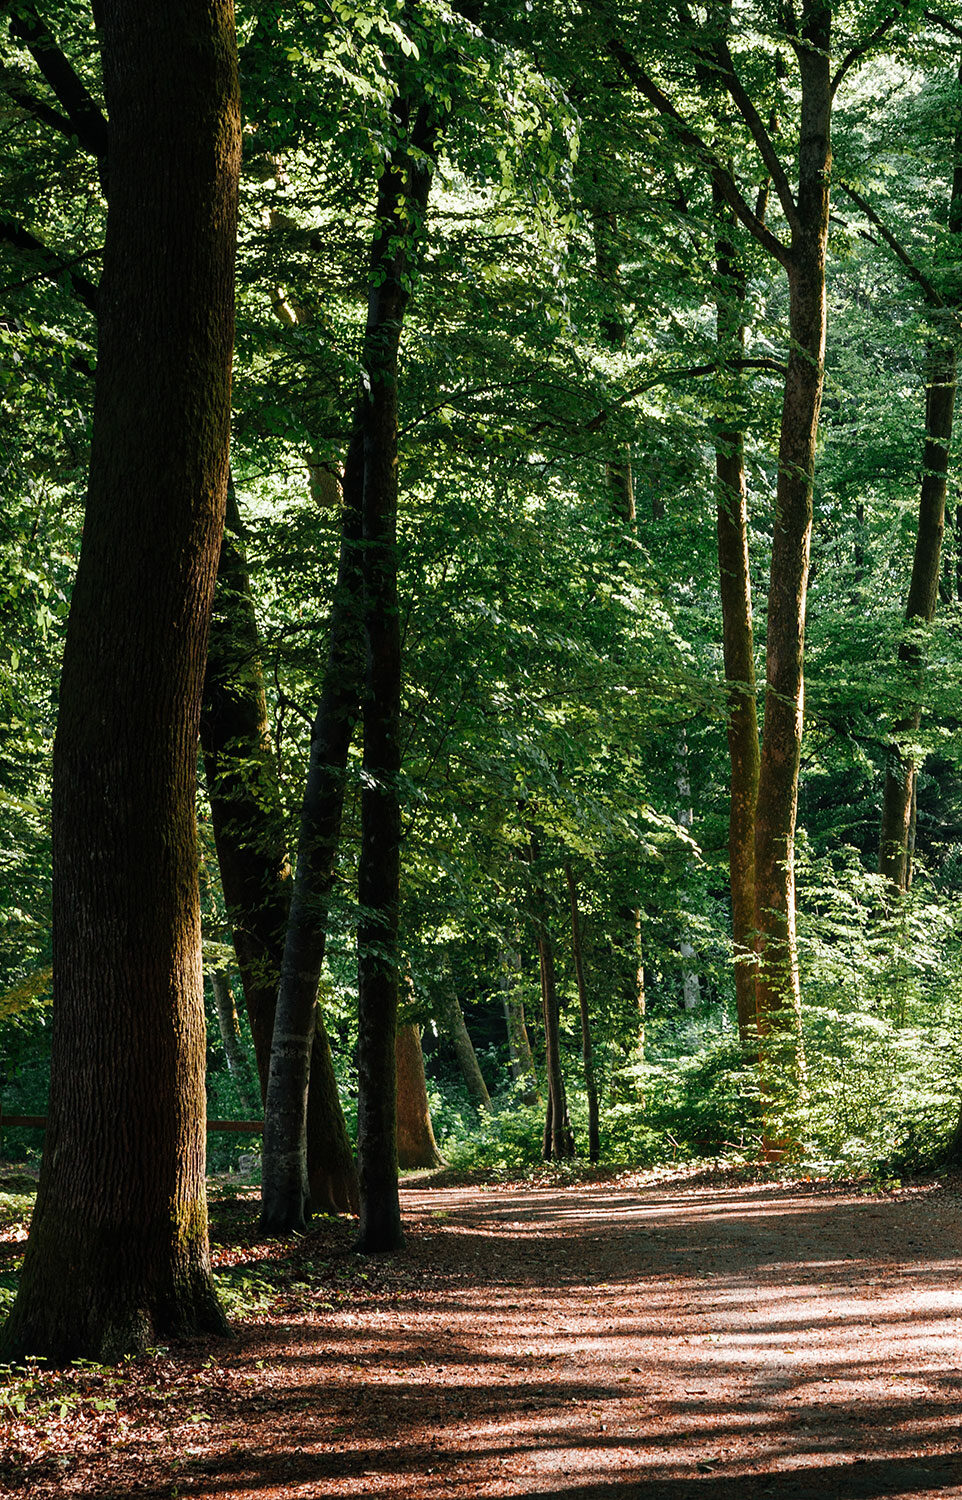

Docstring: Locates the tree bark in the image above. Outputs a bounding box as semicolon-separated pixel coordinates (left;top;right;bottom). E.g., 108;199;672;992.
203;481;359;1217
675;729;701;1012
355;92;440;1253
395;1022;443;1169
0;0;240;1362
566;866;599;1163
259;440;364;1232
713;180;761;1042
536;919;575;1159
211;969;255;1117
753;10;831;1083
261;89;443;1238
202;479;292;1095
878;343;957;890
439;987;492;1112
500;947;540;1104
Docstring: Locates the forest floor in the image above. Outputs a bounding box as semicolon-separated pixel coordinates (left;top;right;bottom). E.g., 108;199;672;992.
2;1166;962;1498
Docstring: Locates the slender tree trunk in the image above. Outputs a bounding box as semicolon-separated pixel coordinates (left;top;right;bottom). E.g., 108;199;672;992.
634;908;646;1076
202;478;291;1095
532;908;574;1160
753;21;831;1089
675;730;701;1011
395;1022;443;1169
211;970;255;1116
566;866;599;1162
500;947;539;1104
439;987;492;1112
261;91;443;1237
713;182;760;1042
878;343;957;890
259;439;364;1232
355;94;441;1253
0;0;240;1362
204;481;358;1216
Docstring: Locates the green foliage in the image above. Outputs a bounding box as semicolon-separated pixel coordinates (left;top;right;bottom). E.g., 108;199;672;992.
0;1361;119;1423
430;1084;545;1170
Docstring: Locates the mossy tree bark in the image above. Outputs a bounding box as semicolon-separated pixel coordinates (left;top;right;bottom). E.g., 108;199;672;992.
752;9;831;1089
0;0;240;1363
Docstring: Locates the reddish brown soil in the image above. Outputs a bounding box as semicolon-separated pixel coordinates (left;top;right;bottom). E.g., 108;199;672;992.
4;1171;962;1498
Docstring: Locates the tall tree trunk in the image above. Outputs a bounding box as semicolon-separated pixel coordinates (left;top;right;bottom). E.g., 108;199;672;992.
536;919;575;1159
675;730;701;1011
395;1022;443;1169
753;16;831;1088
355;92;441;1253
500;947;539;1104
0;0;240;1362
878;343;957;890
259;439;364;1232
202;479;291;1094
203;481;359;1216
211;969;256;1117
261;89;443;1237
713;180;761;1042
566;866;599;1163
439;986;493;1111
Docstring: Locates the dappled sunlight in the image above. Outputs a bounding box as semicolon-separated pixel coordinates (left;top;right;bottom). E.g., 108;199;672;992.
6;1177;962;1497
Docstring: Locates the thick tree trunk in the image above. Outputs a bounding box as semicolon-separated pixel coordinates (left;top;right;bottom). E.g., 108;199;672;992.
440;987;492;1112
395;1023;443;1169
878;345;957;890
566;866;599;1162
753;21;831;1087
0;0;240;1363
355;95;440;1254
211;969;255;1116
713;183;760;1042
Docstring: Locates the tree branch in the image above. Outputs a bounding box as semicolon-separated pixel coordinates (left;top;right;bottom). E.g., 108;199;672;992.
0;216;99;314
606;36;792;268
714;37;800;233
831;8;904;96
7;3;108;182
836;182;943;308
925;10;962;42
3;75;72;137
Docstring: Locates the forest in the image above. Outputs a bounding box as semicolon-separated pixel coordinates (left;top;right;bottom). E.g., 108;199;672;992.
1;0;962;1490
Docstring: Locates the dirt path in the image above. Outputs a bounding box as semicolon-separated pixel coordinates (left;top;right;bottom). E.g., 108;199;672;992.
5;1174;962;1498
